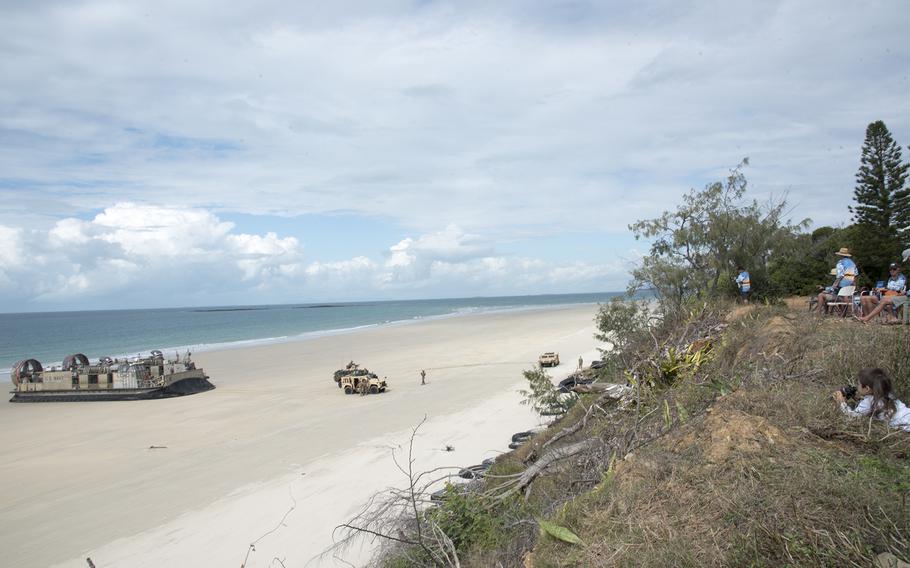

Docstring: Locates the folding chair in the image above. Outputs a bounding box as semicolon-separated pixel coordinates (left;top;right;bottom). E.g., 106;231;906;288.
827;286;856;317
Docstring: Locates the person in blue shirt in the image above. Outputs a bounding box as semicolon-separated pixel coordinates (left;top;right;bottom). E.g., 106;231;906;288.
858;260;909;323
734;266;751;302
817;248;858;314
859;262;907;319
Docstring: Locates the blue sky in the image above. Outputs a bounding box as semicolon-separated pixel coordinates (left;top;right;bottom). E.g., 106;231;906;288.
0;0;908;311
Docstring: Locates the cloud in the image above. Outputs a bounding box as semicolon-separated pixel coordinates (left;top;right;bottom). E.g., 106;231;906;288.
0;1;906;308
0;203;306;308
0;226;23;285
1;1;906;237
0;206;619;310
367;224;623;295
382;224;491;283
304;256;378;288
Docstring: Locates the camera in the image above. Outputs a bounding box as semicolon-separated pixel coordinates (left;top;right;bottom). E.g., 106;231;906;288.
839;385;857;399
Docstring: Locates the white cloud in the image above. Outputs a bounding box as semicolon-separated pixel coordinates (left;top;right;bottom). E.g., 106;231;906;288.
304;257;379;292
0;226;23;286
0;204;307;308
367;224;623;295
382;224;491;284
0;1;906;308
1;1;906;238
0;209;619;310
93;203;236;257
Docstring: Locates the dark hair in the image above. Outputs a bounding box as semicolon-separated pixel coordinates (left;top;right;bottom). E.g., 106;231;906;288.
858;367;896;419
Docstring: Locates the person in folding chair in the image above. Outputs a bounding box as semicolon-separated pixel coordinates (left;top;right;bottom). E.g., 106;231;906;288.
858;249;910;324
816;247;857;315
858;262;906;321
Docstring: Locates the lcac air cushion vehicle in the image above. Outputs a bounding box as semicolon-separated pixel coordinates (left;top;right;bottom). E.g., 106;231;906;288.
9;350;214;402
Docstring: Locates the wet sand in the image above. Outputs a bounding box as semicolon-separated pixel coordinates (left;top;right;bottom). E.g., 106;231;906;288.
0;304;601;567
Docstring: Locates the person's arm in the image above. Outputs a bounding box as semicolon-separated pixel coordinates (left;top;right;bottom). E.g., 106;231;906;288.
839;395;872;419
834;262;846;288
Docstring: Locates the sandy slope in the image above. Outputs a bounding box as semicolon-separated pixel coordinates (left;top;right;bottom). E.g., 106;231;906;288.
0;304;601;567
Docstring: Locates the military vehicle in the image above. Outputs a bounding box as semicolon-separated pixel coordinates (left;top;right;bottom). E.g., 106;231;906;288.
333;362;379;387
339;373;388;395
538;352;560;367
9;350;214;402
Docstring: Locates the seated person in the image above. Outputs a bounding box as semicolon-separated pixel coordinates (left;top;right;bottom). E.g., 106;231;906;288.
859;288;909;323
859;262;906;318
816;248;857;314
833;367;910;432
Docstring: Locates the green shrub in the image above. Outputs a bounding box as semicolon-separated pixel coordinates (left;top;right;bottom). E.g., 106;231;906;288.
427;486;503;551
519;367;576;416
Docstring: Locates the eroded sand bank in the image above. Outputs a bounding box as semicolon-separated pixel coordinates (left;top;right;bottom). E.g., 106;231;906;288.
0;304;602;567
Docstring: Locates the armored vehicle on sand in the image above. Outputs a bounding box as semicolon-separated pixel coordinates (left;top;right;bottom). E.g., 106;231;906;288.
538;352;560;367
334;361;387;394
333;362;377;386
339;374;388;395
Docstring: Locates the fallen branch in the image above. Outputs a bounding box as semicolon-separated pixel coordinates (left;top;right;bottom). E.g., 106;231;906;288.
543;402;596;449
334;523;420;546
497;438;601;501
570;383;632;397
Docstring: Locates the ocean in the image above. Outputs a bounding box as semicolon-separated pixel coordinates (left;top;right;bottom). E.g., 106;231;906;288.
0;292;626;375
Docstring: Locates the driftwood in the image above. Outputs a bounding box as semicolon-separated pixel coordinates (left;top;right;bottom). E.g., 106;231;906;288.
497;438;600;501
571;383;632;397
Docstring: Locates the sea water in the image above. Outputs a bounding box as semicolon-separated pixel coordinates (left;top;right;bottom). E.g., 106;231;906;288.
0;292;628;375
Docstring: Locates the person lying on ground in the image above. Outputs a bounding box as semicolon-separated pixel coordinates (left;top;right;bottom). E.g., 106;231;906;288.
817;247;857;314
833;367;910;432
859;262;906;318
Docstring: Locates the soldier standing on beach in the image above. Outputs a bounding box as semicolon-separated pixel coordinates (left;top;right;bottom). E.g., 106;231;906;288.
420;369;427;385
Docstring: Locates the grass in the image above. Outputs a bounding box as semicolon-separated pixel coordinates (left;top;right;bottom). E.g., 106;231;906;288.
528;304;910;567
379;301;910;567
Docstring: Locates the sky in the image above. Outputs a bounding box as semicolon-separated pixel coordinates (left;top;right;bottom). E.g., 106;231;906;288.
1;1;908;312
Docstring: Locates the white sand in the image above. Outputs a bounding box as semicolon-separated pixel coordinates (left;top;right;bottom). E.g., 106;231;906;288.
0;304;602;568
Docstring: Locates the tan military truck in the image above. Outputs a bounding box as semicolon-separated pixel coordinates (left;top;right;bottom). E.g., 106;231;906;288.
538;352;560;367
339;374;388;395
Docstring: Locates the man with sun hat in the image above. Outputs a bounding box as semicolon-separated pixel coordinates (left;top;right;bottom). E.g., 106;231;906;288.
817;247;857;314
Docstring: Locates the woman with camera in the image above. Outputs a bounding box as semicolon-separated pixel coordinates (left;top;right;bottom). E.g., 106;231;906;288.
833;368;910;432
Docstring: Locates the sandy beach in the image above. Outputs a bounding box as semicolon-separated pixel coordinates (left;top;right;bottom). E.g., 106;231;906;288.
0;304;602;568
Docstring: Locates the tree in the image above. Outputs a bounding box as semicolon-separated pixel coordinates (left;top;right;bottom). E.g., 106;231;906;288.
848;121;909;279
594;297;652;369
628;160;807;310
519;367;574;416
767;226;850;295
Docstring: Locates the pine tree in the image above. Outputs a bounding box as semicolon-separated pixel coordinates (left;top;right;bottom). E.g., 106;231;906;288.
847;121;909;280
